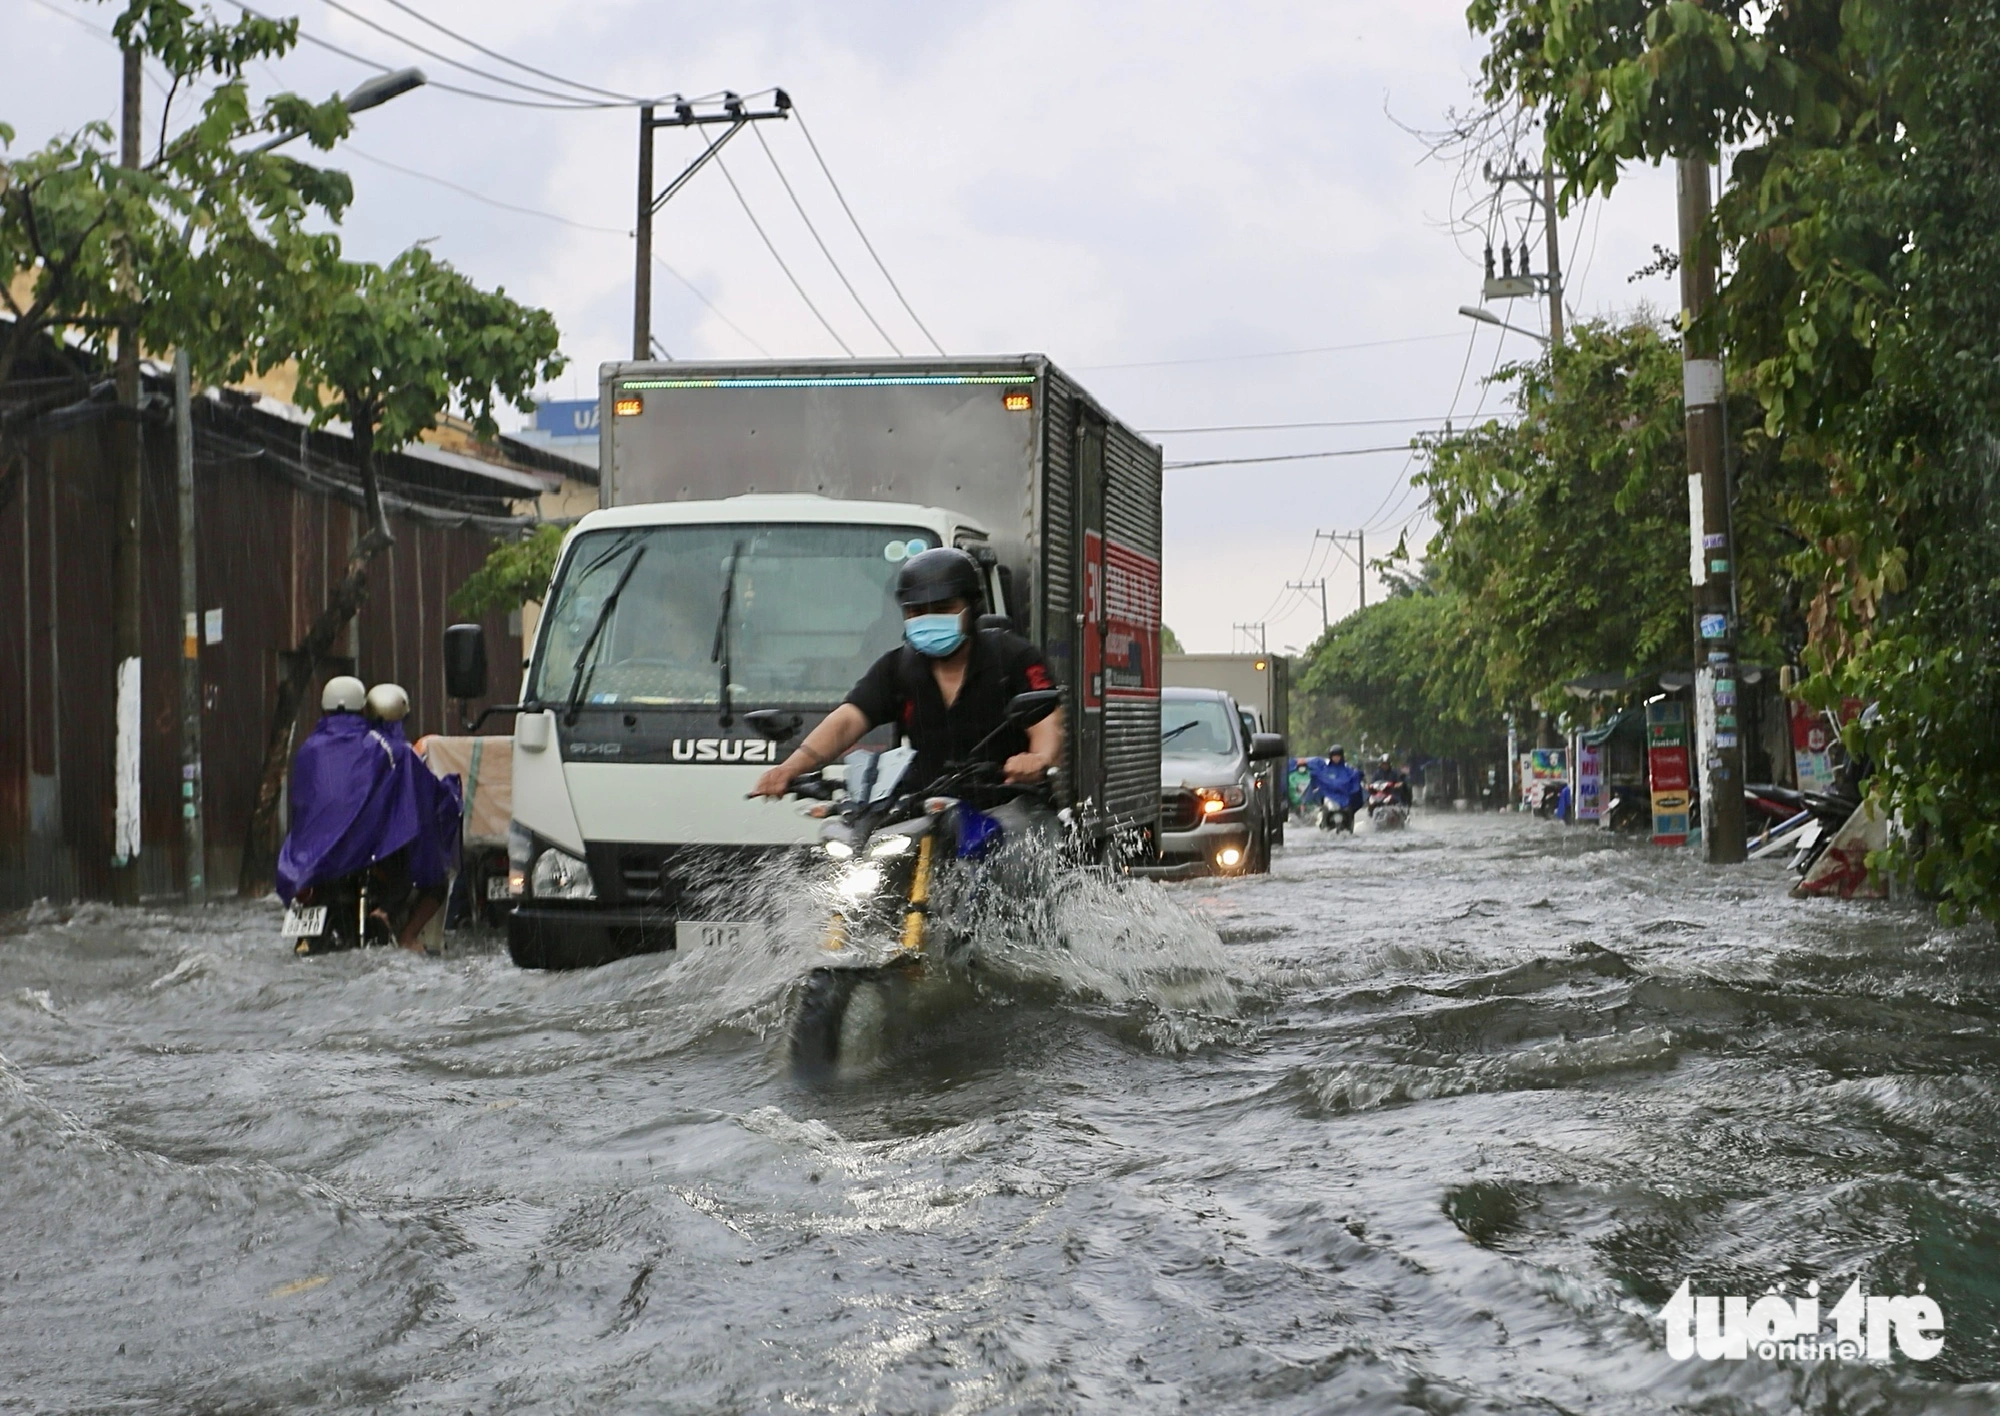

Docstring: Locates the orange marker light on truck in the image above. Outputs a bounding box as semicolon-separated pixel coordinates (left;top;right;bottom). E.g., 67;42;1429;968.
614;395;644;417
1003;391;1032;412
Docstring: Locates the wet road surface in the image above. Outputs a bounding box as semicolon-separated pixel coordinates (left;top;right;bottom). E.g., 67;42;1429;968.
5;812;1999;1413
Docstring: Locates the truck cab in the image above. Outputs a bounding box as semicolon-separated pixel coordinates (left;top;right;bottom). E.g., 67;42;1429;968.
499;493;1008;969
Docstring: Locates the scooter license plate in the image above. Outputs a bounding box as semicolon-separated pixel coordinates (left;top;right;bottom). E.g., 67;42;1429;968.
676;919;761;950
282;905;327;938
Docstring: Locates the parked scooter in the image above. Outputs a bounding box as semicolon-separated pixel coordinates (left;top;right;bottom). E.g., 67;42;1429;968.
784;689;1062;1078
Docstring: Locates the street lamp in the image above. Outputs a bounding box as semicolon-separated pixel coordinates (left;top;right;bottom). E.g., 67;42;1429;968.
251;67;427;153
1458;304;1550;347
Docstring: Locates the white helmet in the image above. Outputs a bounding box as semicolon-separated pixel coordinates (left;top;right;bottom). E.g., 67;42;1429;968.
321;675;366;713
365;682;411;723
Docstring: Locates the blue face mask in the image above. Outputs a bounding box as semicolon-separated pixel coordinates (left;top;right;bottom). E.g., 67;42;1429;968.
904;612;967;658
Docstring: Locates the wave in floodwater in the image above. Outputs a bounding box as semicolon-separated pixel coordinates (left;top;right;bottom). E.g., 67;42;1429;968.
5;813;2000;1413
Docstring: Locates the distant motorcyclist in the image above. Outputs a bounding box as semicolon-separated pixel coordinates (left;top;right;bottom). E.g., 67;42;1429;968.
1300;743;1366;832
1372;754;1412;806
750;548;1062;830
364;683;462;951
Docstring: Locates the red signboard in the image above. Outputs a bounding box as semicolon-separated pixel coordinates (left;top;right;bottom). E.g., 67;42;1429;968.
1082;530;1161;709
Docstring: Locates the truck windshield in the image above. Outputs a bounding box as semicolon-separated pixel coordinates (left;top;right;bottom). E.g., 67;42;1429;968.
1161;699;1239;759
531;522;936;708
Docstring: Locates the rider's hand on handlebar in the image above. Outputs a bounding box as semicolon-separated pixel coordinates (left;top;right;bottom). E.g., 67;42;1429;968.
1002;751;1051;785
749;762;796;799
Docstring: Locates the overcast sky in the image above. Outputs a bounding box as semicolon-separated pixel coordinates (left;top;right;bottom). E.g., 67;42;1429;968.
9;0;1683;653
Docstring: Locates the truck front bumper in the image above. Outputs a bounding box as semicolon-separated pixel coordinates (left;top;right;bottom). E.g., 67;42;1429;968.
508;901;681;971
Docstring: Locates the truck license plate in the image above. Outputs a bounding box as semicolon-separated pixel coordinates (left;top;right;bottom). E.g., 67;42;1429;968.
676;919;760;950
282;905;327;938
486;875;514;900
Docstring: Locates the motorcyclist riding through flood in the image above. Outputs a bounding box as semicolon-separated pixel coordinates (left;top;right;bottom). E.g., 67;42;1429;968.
750;547;1067;1074
1300;743;1367;833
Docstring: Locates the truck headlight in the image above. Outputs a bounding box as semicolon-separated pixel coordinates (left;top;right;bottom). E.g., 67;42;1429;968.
1194;785;1246;815
530;848;596;900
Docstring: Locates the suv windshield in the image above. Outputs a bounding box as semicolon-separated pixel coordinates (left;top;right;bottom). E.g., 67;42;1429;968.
530;522;936;708
1161;698;1240;759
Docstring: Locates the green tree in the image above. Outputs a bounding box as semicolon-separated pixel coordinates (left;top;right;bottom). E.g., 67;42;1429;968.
452;522;566;617
0;2;352;392
1297;573;1500;763
238;247;566;892
1466;0;2000;920
1416;319;1804;712
1160;624;1185;655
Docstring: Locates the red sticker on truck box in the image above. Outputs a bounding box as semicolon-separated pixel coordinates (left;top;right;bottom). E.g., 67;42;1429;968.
1083;531;1161;709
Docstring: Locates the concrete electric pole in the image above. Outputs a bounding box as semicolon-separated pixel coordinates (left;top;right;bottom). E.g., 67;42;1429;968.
634;90;791;360
1287;577;1329;634
111;42;143;901
1676;155;1747;864
1314;530;1367;611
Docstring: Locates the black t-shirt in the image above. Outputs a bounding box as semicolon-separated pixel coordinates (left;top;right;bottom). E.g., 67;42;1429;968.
844;630;1056;797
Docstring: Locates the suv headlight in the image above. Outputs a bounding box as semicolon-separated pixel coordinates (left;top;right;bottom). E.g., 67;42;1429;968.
530;847;596;900
1194;785;1246;815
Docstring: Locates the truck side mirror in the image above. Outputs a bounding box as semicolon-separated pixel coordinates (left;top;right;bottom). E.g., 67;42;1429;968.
1249;732;1287;762
444;623;489;701
744;709;803;743
1006;689;1062;728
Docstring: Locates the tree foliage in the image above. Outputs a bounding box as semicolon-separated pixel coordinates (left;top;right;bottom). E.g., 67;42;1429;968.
452;522;566;617
1467;0;2000;920
0;0;352;388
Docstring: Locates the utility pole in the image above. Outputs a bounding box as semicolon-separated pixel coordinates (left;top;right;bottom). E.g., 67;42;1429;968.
174;351;206;903
1232;622;1267;655
634;90;791;360
1677;155;1746;864
1287;577;1328;634
111;43;144;901
1314;530;1367;612
1479;155;1564;353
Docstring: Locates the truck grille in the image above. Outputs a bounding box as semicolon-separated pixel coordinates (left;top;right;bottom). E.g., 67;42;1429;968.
1159;790;1197;832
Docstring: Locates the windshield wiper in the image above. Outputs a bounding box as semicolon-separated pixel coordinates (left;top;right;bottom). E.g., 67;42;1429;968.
711;539;745;728
562;545;647;725
1160;720;1201;746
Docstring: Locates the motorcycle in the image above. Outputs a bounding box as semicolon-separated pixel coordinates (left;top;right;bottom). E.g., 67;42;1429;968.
283;862;410;955
1366;780;1411;831
784;689;1062;1078
1315;800;1356;834
1743;782;1860;874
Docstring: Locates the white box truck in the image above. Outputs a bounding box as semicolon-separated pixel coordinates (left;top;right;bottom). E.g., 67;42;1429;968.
479;357;1163;969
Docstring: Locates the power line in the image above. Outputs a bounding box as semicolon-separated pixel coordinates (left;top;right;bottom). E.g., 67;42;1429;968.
710;147;856;356
1143;414;1472;435
372;0;647;103
791;105;946;356
320;145;774;358
750;123;901;355
1076;332;1464;373
315;0;624;106
226;1;624;109
343;144;627;232
1165;444;1414;470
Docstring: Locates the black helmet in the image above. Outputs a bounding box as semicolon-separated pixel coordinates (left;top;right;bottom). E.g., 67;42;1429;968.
896;546;983;609
1327;743;1345;758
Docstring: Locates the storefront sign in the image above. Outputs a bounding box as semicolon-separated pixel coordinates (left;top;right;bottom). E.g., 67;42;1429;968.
1647;700;1691;845
1576;744;1604;822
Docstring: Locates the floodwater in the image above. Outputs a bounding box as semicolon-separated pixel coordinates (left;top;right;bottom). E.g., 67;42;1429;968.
5;813;1999;1413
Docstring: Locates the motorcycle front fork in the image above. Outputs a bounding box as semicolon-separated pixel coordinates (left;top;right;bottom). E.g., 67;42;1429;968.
819;832;937;961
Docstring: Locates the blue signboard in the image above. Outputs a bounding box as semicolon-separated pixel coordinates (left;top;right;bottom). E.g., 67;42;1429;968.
534;399;600;438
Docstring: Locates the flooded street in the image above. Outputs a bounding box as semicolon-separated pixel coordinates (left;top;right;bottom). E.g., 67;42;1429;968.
6;812;1999;1413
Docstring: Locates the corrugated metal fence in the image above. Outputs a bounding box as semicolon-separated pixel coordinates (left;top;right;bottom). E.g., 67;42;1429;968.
0;391;532;906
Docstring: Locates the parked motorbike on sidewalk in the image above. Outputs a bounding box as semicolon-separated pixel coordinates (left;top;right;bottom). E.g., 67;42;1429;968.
784;690;1063;1078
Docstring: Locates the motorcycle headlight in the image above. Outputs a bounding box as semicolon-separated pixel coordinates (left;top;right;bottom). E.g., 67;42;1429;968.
867;833;914;859
530;847;596;900
823;839;855;861
835;862;885;901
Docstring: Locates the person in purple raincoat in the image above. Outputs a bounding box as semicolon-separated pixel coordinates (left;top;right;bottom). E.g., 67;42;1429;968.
276;678;459;953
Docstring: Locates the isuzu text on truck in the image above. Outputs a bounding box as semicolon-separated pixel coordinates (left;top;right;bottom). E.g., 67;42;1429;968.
449;358;1163;969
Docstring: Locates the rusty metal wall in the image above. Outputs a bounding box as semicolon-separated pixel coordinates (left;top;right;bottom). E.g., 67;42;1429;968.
1;406;527;907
